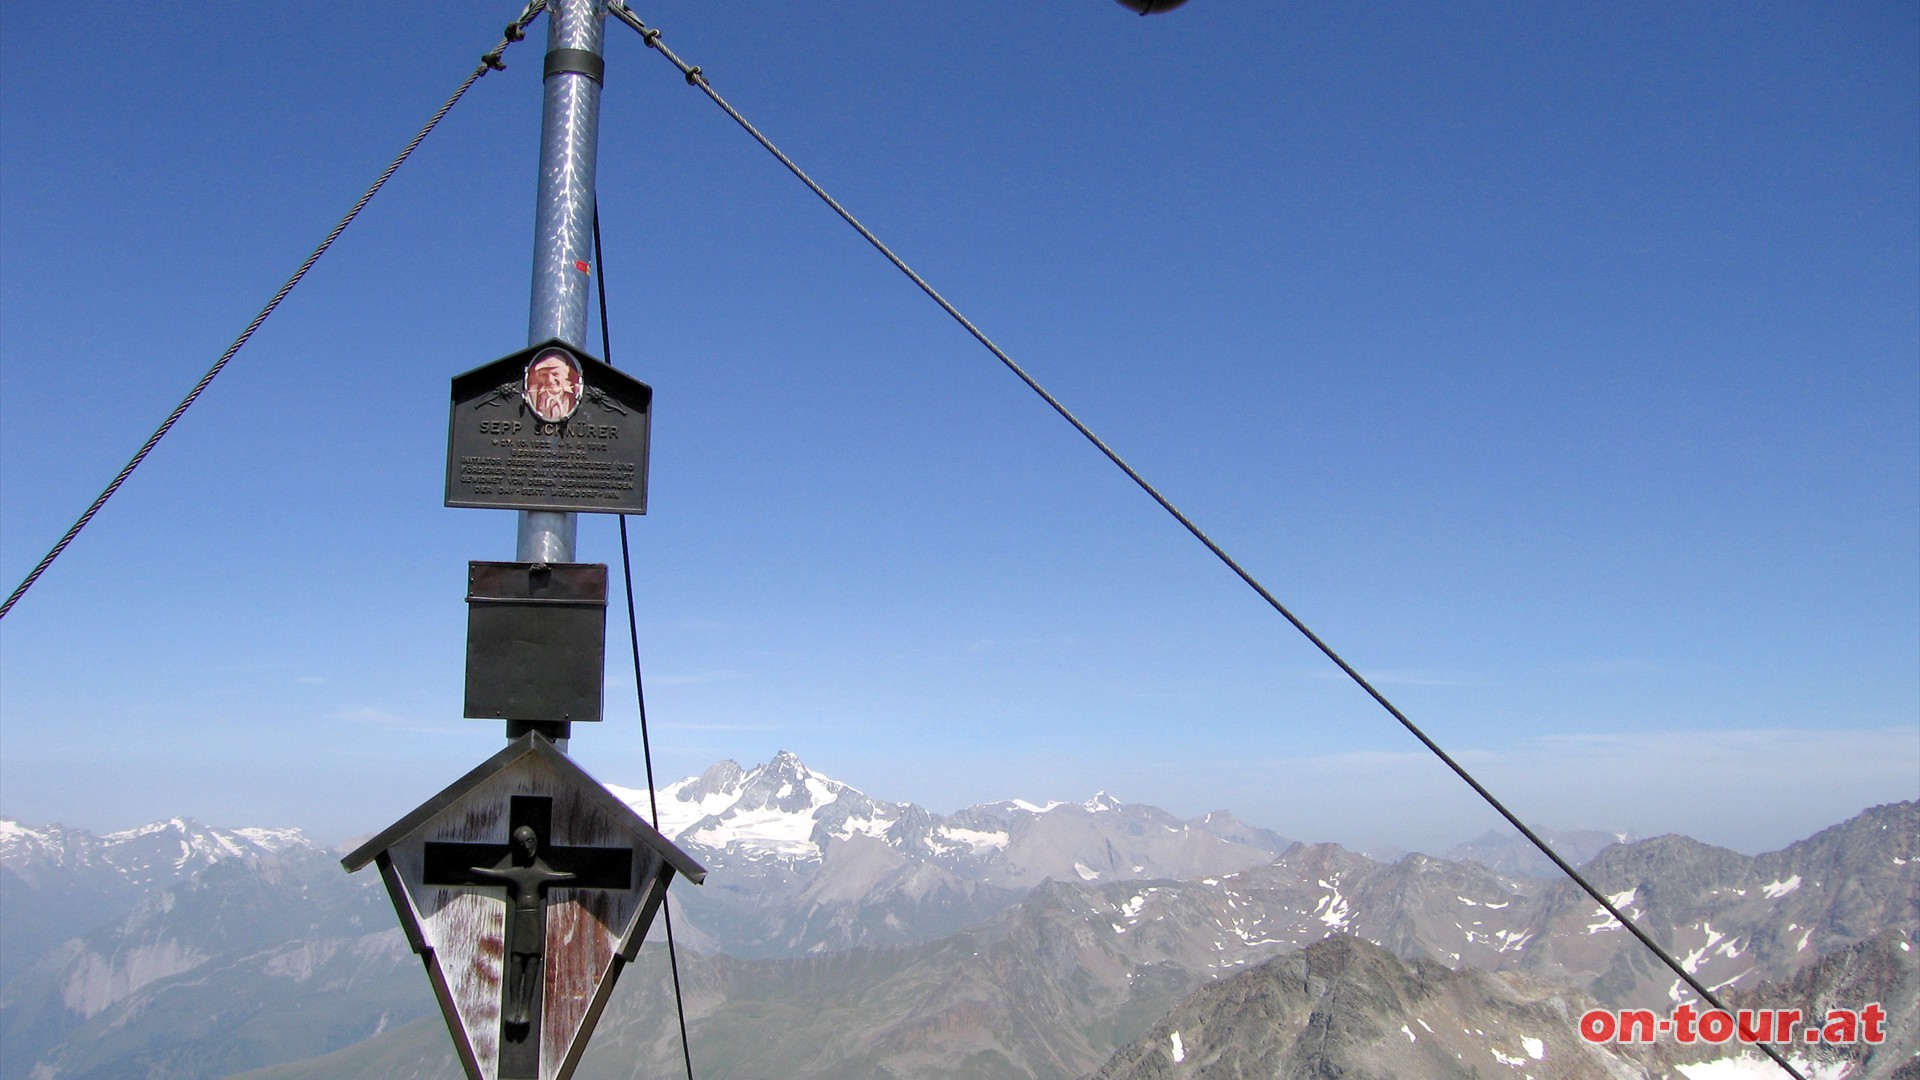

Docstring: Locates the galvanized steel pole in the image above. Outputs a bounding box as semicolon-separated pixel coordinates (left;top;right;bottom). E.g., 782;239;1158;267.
517;0;608;566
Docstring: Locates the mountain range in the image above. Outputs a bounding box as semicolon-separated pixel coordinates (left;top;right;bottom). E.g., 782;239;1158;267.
0;818;308;989
2;751;1913;1079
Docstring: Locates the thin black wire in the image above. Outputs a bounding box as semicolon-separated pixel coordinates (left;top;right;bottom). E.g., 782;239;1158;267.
607;10;1805;1079
595;207;698;1080
0;3;547;624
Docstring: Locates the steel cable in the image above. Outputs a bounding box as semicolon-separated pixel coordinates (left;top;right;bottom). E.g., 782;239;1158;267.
595;207;699;1080
0;2;547;622
606;8;1805;1078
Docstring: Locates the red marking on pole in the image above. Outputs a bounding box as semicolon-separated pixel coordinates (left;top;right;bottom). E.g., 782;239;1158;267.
575;260;591;274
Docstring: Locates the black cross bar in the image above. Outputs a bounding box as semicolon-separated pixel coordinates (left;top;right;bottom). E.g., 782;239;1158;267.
424;795;632;889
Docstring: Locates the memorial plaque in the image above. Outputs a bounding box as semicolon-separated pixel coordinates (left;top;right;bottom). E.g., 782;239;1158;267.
448;340;652;515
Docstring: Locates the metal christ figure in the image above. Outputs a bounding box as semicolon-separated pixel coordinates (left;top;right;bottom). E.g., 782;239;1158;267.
418;794;640;1077
470;824;576;1031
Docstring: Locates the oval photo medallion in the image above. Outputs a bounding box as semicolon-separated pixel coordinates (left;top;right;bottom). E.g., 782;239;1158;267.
522;348;584;423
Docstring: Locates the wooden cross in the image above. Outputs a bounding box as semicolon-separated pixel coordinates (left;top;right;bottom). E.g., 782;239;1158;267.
424;795;633;1079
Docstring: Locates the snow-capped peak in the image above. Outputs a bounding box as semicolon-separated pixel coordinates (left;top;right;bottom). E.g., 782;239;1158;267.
679;759;747;802
730;750;848;814
611;752;880;861
609;755;1232;880
0;819;89;868
232;826;312;853
1;819;51;845
1;816;316;888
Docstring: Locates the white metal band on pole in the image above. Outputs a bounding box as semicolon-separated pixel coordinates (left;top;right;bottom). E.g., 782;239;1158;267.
518;0;608;566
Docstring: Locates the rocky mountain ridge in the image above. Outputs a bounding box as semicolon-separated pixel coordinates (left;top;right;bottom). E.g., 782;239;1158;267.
222;863;1920;1080
2;756;1913;1080
604;750;1297;957
613;750;1293;886
1089;934;1656;1080
1091;929;1920;1080
1445;825;1644;880
0;817;316;987
0;841;399;1080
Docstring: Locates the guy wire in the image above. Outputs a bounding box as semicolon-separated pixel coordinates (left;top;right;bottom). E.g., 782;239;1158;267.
605;9;1806;1078
595;206;699;1080
0;2;546;622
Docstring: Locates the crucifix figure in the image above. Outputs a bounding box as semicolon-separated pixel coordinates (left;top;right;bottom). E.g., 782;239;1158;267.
424;796;633;1079
474;825;573;1030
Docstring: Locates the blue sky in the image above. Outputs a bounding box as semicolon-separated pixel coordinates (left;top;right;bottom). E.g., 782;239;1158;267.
2;2;1914;857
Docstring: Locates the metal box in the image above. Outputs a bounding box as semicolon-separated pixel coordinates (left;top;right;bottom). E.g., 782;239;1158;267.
465;561;607;724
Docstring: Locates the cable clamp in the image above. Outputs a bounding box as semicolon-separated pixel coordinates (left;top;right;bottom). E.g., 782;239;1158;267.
482;49;508;72
684;65;702;86
546;47;606;83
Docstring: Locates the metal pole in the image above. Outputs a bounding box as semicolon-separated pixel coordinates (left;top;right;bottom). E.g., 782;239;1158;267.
511;0;608;751
518;0;608;566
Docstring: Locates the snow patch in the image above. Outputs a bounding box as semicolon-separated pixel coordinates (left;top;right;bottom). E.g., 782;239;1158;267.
933;826;1009;852
831;815;893;843
611;780;733;839
1521;1036;1543;1060
1760;875;1801;899
1678;1056;1850;1079
232;827;307;851
684;803;821;857
1314;878;1351;930
1587;887;1637;933
1401;1023;1416;1042
1074;862;1101;881
1493;928;1533;953
1681;923;1729;974
1169;1031;1185;1063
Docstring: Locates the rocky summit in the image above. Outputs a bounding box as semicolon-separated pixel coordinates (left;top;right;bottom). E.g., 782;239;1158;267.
1088;934;1653;1079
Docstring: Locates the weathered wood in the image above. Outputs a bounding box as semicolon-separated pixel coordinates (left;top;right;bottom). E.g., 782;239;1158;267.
346;735;702;1080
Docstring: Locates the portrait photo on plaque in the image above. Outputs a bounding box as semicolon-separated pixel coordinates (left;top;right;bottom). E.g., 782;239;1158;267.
524;347;583;423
